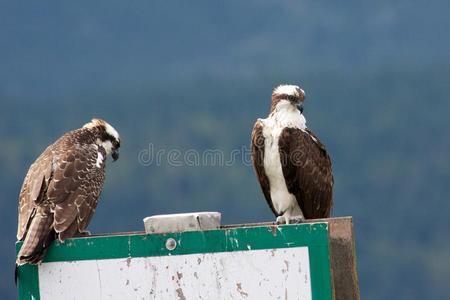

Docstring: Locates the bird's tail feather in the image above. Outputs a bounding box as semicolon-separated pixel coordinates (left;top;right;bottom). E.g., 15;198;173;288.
16;213;54;266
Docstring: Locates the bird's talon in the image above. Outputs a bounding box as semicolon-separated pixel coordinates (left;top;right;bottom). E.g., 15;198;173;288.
290;217;305;224
276;216;286;225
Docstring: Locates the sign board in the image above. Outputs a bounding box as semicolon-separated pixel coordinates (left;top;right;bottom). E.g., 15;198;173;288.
17;222;334;300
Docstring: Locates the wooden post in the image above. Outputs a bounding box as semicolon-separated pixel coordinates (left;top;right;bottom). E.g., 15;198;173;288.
327;217;360;300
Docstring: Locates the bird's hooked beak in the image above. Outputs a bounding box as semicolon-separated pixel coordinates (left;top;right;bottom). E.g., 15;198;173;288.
297;88;305;113
112;149;119;161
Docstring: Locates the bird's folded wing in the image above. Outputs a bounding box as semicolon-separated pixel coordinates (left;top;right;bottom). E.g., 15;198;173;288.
251;120;276;215
46;145;104;239
17;148;53;240
278;127;334;218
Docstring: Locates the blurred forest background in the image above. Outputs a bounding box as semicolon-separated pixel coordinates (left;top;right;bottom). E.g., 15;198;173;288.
1;1;449;299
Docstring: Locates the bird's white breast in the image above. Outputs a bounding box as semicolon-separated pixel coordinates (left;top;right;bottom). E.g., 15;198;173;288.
260;101;306;217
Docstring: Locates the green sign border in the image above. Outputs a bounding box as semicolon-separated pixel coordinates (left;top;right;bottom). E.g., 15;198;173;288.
17;223;332;300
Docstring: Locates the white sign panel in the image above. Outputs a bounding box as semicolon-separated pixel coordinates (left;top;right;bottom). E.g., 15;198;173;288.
39;247;312;300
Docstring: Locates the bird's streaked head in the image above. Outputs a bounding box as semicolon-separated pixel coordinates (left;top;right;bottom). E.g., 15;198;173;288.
271;84;306;113
83;118;121;161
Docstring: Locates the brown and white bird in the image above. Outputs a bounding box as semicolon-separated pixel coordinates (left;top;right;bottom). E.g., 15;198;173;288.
16;118;120;265
251;84;333;224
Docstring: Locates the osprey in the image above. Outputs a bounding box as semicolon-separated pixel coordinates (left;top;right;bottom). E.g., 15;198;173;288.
251;84;333;224
16;118;121;265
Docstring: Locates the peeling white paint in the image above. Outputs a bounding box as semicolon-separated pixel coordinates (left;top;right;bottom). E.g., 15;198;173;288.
38;248;312;299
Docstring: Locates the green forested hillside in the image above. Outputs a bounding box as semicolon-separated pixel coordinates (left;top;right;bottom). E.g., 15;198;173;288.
1;1;450;298
2;67;449;298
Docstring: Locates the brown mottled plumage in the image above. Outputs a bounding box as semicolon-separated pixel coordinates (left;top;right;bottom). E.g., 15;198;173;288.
251;85;333;223
16;118;120;265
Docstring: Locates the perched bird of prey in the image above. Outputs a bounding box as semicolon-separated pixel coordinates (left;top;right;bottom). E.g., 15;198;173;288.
16;118;120;265
251;85;333;224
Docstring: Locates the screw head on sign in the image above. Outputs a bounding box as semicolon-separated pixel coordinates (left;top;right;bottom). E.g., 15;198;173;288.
165;238;177;251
